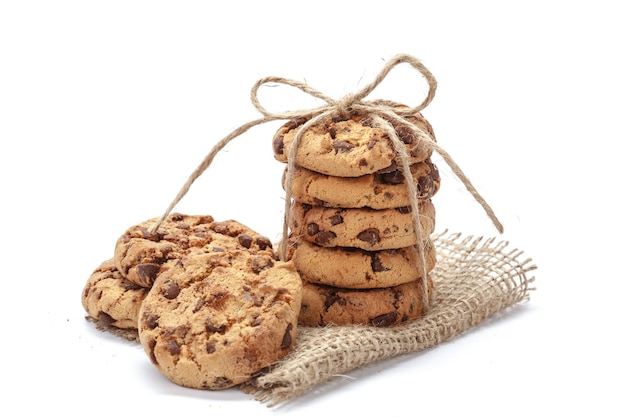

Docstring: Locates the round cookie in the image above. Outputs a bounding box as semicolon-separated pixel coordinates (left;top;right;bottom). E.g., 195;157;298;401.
284;159;440;209
81;259;150;330
289;200;436;250
272;111;436;177
292;239;436;289
298;275;433;327
114;213;273;288
137;234;302;390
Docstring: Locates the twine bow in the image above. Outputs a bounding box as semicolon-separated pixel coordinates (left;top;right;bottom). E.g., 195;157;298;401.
149;54;504;310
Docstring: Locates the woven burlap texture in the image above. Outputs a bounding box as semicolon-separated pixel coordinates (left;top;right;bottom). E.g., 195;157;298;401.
245;229;536;406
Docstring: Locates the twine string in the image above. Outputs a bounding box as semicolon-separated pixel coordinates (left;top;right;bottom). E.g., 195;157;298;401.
372;114;430;309
148;56;504;284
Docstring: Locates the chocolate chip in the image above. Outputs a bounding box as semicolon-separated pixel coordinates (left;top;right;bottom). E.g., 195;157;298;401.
395;125;415;144
370;311;398;327
163;281;180;299
371;253;390;272
396;206;411;214
206;320;226;334
206;341;216;354
143;312;159;329
333;140;355;152
323;288;345;309
167;339;180;355
284;117;308;131
170;213;184;222
359;158;368;167
238;233;253;248
256;236;272;250
428;161;440;181
272;134;285;155
135;263;160;286
417;175;435;198
379;169;405;185
212;224;228;235
251;315;262;327
329;127;337;139
121;281;141;291
332;114;349;123
280;323;293;349
251;256;274;274
315;230;336;245
98;312;115;326
357;228;380;245
367;138;378;149
328;213;343;225
147;339;158;365
313;197;327;206
306;223;319;236
360;117;374;127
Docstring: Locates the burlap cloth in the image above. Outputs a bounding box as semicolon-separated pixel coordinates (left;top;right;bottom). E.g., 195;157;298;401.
243;229;536;406
89;229;536;406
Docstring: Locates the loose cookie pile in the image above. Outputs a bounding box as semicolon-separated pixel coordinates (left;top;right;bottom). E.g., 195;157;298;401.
273;111;441;326
82;214;302;390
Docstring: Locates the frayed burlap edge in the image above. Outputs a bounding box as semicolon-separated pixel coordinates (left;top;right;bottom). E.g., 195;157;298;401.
243;229;536;406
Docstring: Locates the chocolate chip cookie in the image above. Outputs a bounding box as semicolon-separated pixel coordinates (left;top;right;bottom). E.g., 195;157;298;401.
291;239;436;289
137;226;302;390
284;159;440;209
298;275;432;327
289;199;436;250
272;112;435;177
114;213;273;288
82;259;150;330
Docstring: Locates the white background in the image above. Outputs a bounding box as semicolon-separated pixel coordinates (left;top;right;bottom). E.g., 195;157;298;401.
2;1;624;415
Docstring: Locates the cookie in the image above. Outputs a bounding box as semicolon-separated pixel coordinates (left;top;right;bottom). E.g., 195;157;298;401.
114;213;273;288
284;159;440;209
137;227;302;390
289;199;436;250
291;239;436;289
272;111;435;177
298;275;432;327
81;259;150;330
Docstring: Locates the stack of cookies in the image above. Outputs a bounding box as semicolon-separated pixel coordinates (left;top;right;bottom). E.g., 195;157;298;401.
272;111;440;327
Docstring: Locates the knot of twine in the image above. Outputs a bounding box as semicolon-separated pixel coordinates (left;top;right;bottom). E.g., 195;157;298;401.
149;54;504;311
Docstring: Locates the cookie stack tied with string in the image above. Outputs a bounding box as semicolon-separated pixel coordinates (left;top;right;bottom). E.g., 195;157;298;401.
273;99;441;327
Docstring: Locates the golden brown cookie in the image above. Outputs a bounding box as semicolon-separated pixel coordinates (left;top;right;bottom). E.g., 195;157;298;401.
289;200;436;250
114;213;273;288
81;259;150;330
272;112;435;177
291;239;436;289
137;223;302;390
284;159;440;209
298;275;432;327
